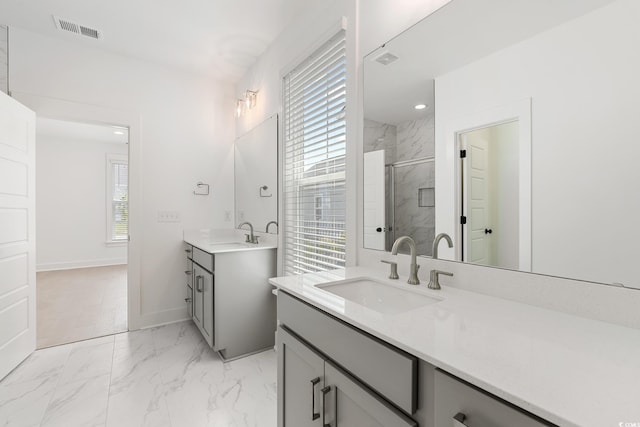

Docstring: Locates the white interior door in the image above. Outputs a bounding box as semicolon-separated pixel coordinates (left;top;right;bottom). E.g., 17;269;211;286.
0;92;36;380
462;133;491;265
363;150;386;250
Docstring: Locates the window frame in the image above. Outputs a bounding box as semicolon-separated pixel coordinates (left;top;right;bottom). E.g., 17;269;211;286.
282;30;347;275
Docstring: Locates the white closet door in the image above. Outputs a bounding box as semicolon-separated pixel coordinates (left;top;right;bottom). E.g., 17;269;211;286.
0;91;36;380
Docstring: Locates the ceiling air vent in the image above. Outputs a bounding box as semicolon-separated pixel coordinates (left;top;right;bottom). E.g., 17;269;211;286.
53;16;102;40
372;50;399;66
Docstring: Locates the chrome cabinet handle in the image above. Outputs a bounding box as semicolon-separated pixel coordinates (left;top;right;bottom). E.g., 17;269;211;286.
321;386;331;427
185;248;192;253
196;275;203;292
453;412;468;427
310;377;320;420
184;297;192;303
184;270;192;275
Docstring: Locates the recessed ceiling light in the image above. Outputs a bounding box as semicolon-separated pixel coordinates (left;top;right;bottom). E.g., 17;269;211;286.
114;130;125;135
414;104;427;110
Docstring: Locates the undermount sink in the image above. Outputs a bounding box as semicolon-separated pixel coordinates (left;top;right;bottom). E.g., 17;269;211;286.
318;277;442;314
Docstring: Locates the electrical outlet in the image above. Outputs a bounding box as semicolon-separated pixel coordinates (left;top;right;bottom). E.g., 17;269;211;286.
224;210;232;221
238;210;245;221
158;210;181;223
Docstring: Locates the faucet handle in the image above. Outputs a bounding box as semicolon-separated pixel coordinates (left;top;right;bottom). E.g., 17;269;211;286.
380;259;399;280
254;236;260;244
428;269;453;290
434;269;452;277
244;234;250;243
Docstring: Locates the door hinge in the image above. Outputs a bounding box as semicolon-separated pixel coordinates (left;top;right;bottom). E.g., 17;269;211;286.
460;215;467;225
460;149;467;158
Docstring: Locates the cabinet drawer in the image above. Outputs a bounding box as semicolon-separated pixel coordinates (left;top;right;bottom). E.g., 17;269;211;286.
435;370;554;427
278;291;417;414
192;246;214;273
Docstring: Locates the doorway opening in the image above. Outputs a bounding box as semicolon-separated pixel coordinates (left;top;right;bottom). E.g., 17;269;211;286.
35;118;129;348
459;121;519;269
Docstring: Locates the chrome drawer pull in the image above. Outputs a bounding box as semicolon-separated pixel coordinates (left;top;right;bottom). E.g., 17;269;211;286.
321;386;331;427
310;377;321;420
453;412;468;427
185;248;192;253
184;297;192;303
184;270;192;275
196;276;203;292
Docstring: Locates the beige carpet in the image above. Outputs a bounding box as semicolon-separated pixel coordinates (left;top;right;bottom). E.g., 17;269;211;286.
36;265;128;348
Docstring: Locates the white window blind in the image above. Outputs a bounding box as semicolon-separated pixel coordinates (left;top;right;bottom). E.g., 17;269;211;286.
283;30;347;275
107;155;128;242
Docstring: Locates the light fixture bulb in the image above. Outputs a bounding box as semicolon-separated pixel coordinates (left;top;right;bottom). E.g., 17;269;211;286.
414;104;427;110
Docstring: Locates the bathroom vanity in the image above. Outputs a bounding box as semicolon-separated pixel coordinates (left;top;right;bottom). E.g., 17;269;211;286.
183;230;277;361
270;267;640;426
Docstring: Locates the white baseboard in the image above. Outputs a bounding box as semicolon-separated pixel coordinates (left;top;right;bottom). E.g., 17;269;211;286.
36;258;127;272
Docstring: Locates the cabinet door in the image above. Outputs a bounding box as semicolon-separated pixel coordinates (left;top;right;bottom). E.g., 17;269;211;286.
201;268;214;346
278;327;325;427
193;263;204;327
192;264;213;347
323;362;417;427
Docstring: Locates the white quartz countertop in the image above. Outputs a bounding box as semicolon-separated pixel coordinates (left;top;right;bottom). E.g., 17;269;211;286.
184;229;277;254
269;267;640;427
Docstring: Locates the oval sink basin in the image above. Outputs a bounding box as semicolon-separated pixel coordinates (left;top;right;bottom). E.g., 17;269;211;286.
318;277;442;314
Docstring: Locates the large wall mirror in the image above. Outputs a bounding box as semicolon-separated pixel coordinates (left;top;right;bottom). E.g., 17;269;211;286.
363;0;640;289
235;114;278;232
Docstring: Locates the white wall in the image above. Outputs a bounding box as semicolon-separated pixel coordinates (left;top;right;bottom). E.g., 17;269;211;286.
9;27;236;328
36;135;128;271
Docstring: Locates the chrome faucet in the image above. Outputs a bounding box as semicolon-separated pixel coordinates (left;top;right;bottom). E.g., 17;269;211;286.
238;221;258;244
391;235;420;285
428;233;454;290
432;233;453;259
265;220;278;233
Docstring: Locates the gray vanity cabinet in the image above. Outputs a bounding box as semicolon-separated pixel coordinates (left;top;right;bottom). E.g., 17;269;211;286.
278;326;416;427
184;241;277;360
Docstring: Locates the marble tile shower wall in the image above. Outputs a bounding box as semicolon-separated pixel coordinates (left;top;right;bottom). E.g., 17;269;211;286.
363;116;436;254
393;161;435;255
396;116;435;161
0;25;7;94
363;118;397;164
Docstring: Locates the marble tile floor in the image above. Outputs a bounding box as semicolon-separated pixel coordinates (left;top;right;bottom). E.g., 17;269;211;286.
37;265;128;349
0;321;277;427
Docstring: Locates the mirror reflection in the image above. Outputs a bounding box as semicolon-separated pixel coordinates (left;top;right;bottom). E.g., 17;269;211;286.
363;0;640;289
234;115;278;232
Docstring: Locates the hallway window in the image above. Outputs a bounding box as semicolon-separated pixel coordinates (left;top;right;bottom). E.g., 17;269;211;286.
107;154;128;243
282;30;347;275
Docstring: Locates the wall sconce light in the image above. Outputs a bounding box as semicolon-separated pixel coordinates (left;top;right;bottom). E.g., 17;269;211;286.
236;90;258;117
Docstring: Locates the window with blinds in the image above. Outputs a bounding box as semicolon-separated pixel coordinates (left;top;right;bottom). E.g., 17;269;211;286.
283;30;347;275
107;155;128;242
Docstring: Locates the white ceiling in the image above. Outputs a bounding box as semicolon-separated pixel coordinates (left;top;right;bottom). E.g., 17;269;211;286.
37;117;129;144
364;0;617;125
0;0;325;82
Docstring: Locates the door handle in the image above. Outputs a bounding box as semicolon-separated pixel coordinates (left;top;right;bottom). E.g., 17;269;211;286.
196;275;203;292
376;227;384;232
310;377;320;420
484;228;493;234
453;412;468;427
321;386;331;427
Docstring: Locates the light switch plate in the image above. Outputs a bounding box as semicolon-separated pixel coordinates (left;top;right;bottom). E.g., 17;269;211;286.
158;210;181;222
